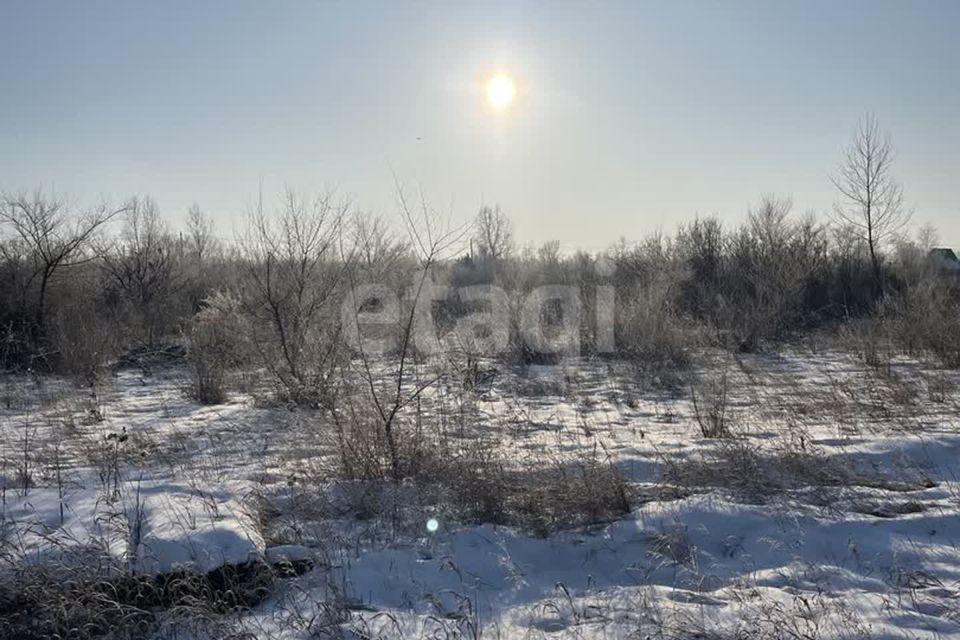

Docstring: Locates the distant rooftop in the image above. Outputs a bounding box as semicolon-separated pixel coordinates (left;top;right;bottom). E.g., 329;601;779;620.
928;248;960;271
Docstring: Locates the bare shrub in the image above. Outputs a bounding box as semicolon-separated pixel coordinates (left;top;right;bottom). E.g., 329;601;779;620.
323;381;630;534
617;279;695;370
239;189;350;406
326;394;438;482
691;369;731;438
187;291;247;404
724;198;828;351
505;447;631;535
606;236;698;372
881;281;960;368
662;437;838;503
672;204;832;352
675;216;726;331
337;187;470;479
839;316;894;371
47;271;118;385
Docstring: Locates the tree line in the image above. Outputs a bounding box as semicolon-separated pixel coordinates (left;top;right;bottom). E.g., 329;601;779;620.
0;114;955;396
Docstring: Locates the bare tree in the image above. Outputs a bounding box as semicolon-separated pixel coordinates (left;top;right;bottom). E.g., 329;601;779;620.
0;190;123;341
100;196;179;347
351;212;409;280
183;204;221;311
473;205;513;260
537;239;561;264
339;185;468;479
832;114;910;294
185;203;218;269
0;235;32;315
241;189;349;404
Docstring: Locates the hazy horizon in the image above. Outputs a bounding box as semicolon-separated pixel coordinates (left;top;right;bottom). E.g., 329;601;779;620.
2;1;959;249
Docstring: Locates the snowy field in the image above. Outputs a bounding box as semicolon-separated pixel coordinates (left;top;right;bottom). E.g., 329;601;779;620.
2;347;960;639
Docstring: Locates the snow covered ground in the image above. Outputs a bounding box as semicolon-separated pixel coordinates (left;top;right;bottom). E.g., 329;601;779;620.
2;348;960;638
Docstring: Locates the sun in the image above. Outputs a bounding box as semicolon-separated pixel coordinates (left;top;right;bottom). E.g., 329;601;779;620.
485;73;516;111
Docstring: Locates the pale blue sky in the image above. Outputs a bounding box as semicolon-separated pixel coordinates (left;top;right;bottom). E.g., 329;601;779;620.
1;1;958;248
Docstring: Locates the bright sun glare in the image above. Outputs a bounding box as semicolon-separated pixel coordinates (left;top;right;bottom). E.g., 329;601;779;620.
486;73;516;111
